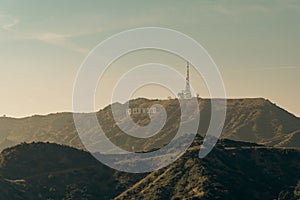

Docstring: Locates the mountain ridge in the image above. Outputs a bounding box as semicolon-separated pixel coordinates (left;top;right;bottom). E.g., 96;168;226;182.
0;97;299;152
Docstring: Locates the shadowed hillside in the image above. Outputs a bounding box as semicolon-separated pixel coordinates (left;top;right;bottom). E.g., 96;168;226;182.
115;137;300;200
0;142;145;200
0;138;299;199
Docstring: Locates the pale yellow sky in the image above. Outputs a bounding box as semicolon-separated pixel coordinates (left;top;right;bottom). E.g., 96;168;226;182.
0;0;299;117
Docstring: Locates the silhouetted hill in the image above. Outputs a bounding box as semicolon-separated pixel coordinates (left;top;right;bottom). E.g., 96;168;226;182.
0;98;299;152
0;139;299;199
115;137;300;200
0;142;145;199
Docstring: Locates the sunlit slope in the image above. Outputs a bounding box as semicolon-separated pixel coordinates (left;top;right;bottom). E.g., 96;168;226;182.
0;98;299;151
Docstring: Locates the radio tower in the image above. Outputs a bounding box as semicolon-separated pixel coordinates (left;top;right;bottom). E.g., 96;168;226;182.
178;61;192;99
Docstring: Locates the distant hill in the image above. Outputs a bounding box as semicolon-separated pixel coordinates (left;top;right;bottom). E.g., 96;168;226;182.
0;138;299;199
0;113;83;151
223;98;300;146
0;98;299;152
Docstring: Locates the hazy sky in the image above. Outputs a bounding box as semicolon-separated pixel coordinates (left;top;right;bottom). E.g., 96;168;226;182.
0;0;299;117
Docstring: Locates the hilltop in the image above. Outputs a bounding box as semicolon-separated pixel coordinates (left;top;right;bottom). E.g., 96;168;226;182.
0;98;299;151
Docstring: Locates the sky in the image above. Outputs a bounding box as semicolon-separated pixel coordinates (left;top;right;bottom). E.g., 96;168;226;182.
0;0;299;117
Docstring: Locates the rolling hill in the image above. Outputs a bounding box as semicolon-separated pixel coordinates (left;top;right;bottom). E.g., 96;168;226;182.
0;142;145;200
0;137;299;199
115;137;300;200
0;98;299;152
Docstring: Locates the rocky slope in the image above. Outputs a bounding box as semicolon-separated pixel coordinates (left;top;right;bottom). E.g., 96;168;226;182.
115;138;300;200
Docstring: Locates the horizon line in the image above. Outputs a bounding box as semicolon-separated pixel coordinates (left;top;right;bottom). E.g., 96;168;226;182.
1;96;298;119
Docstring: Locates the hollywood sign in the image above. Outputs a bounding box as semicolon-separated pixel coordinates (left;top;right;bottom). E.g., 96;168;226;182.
127;107;157;115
